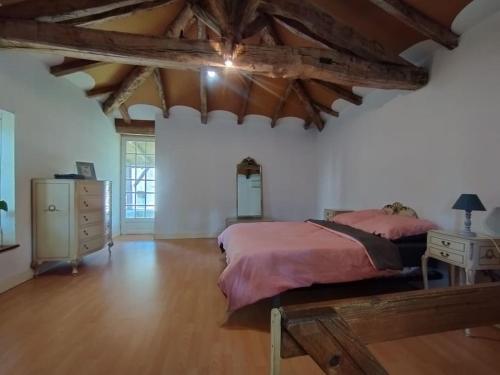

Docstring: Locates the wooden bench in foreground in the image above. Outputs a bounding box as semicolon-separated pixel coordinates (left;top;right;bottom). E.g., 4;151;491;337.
270;282;500;374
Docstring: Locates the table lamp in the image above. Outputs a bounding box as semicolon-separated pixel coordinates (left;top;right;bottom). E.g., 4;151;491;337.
452;194;486;237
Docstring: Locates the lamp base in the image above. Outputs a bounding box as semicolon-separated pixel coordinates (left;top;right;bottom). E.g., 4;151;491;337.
459;230;477;237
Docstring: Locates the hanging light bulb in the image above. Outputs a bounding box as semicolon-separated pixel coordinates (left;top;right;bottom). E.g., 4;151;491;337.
207;70;217;79
224;59;233;68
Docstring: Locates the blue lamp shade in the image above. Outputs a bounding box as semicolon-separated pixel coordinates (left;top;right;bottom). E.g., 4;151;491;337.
452;194;486;212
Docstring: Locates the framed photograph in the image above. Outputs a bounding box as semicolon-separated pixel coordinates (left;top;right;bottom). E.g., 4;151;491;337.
76;162;96;180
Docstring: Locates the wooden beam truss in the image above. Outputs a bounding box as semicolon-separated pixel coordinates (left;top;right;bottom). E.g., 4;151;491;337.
272;283;500;374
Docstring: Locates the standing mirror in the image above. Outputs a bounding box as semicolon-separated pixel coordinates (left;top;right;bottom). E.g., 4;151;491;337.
237;157;263;218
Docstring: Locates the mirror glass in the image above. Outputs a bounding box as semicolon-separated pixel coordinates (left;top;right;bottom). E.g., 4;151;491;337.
237;157;262;218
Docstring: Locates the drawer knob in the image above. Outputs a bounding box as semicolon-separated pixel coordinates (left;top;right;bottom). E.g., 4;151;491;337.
84;201;89;207
84;216;88;221
440;251;450;258
84;187;88;192
84;245;88;250
83;230;88;236
485;249;495;259
441;241;451;247
44;204;59;212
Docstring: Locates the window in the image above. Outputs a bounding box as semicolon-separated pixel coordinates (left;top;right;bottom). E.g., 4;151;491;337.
121;136;155;234
0;110;15;245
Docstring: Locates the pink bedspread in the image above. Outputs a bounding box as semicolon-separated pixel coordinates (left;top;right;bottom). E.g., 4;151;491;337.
218;221;391;311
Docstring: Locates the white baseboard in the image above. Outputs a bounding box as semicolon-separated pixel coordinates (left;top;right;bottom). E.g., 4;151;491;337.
154;233;216;240
0;269;33;294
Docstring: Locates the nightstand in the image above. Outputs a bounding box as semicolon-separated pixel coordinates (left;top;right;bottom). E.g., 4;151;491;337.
323;209;353;221
422;230;500;289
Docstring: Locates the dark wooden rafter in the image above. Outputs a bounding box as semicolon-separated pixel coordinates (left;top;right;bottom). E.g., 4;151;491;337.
86;84;120;98
259;0;409;66
0;19;428;89
368;0;459;50
153;68;169;118
271;15;330;49
189;1;222;36
311;79;362;106
313;101;339;118
0;0;162;22
101;4;194;114
50;59;107;77
241;13;267;39
261;19;324;131
237;74;253;124
303;117;311;130
198;20;208;124
115;118;154;135
234;0;261;41
291;81;324;131
271;81;293;128
274;283;500;374
62;0;176;26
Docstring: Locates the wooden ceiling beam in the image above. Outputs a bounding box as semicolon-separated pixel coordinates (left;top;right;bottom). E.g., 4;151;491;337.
101;4;194;114
103;66;153;114
238;74;253;125
119;104;132;124
241;13;267;39
262;20;324;131
0;0;158;22
236;0;261;41
313;101;339;118
271;81;293;128
198;20;208;124
311;79;362;106
50;59;107;77
368;0;459;50
153;68;169;118
115;119;154;135
63;0;176;26
0;19;428;90
259;0;408;65
291;80;324;131
86;84;120;98
271;15;330;50
189;1;222;36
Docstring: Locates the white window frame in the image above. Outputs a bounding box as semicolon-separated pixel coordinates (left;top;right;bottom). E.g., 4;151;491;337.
120;135;156;235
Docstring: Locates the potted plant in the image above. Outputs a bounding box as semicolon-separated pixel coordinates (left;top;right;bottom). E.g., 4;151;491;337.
0;200;7;247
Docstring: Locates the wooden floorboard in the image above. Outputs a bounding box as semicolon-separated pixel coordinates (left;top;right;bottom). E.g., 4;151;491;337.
0;238;499;374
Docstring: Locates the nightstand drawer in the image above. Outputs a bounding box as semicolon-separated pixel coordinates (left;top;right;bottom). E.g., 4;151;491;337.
429;247;464;265
428;234;465;253
479;246;500;266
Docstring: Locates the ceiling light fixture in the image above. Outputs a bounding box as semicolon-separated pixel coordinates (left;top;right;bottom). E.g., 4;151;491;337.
207;70;217;78
224;59;233;68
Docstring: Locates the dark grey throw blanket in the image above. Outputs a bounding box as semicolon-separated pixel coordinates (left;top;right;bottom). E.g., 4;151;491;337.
307;219;403;270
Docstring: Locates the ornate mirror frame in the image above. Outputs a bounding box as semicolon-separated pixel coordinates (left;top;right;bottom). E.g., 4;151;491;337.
236;157;263;218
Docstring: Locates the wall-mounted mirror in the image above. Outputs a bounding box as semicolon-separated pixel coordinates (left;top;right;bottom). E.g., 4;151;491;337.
237;157;262;218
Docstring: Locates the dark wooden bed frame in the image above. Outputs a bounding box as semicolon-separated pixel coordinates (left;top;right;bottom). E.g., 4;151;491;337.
270;282;500;374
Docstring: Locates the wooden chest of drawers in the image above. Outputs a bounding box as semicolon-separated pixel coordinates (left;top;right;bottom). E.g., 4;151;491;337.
31;179;113;275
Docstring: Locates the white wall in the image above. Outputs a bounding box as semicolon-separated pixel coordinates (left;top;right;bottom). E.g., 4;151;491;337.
155;109;318;238
317;10;500;235
0;51;120;293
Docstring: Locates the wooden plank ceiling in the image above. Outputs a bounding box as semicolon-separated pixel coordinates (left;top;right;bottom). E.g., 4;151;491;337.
0;0;470;131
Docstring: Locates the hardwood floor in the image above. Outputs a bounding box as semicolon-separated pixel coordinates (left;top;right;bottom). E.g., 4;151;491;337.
0;238;499;375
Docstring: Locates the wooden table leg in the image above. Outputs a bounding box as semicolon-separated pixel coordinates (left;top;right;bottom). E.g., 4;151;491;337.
448;264;456;286
421;253;429;289
270;308;282;375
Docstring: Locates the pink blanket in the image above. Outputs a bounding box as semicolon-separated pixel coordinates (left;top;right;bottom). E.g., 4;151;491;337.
218;221;391;311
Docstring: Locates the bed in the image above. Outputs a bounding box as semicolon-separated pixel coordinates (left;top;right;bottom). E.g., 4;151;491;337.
218;202;437;311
